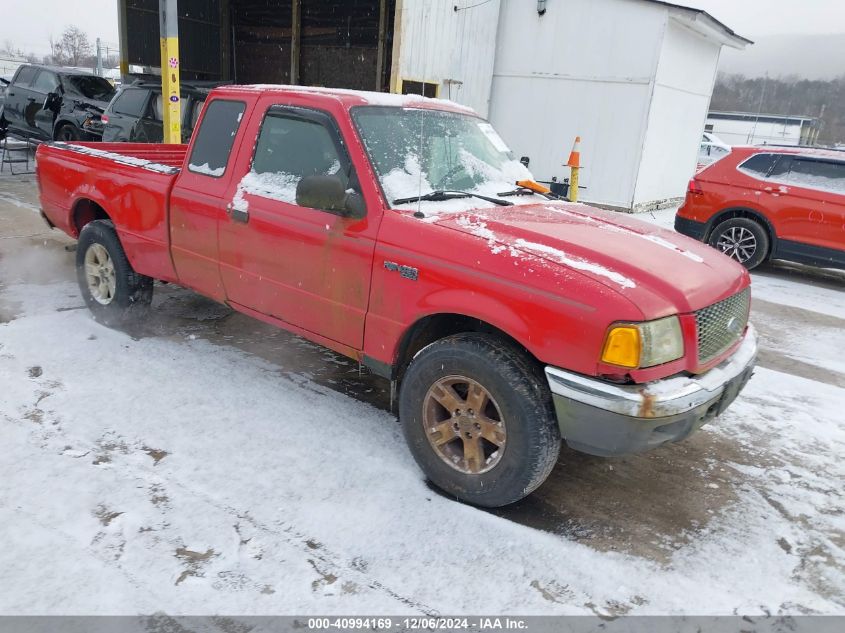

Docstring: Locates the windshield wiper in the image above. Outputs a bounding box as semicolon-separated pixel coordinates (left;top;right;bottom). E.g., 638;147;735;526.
393;190;513;207
497;187;556;200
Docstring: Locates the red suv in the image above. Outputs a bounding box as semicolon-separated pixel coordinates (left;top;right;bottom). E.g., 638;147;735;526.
675;146;845;270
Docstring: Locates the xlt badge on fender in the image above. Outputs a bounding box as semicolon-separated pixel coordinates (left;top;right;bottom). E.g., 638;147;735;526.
384;261;419;281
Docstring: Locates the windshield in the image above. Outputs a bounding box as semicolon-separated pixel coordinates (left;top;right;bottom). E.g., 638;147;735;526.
352;106;534;208
63;75;115;101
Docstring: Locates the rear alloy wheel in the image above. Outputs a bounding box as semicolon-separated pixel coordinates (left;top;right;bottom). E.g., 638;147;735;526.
399;333;561;507
76;220;153;325
708;217;769;270
84;243;117;305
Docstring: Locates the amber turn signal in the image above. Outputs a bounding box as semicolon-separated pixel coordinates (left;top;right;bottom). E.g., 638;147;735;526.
601;326;641;368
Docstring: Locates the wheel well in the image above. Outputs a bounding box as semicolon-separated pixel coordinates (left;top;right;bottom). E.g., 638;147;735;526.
72;199;110;236
392;313;539;381
52;119;72;137
708;208;775;251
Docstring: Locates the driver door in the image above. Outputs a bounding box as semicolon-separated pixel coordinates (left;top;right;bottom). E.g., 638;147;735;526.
29;69;60;139
217;102;379;350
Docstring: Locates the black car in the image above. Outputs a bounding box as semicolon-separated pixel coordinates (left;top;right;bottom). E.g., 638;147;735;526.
0;75;11;113
0;64;115;141
101;81;217;143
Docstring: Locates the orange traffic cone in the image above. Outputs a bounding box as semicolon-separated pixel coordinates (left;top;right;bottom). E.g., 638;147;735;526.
567;136;581;168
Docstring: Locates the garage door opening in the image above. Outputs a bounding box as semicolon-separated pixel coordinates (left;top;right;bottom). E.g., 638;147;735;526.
230;0;395;91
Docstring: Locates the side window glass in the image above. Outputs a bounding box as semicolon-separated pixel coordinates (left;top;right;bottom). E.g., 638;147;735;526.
738;153;778;178
13;66;38;87
187;99;246;177
113;89;149;117
241;109;357;214
785;159;845;194
31;71;59;94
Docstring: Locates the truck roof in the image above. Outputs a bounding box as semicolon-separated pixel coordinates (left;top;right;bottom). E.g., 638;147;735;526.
213;84;478;116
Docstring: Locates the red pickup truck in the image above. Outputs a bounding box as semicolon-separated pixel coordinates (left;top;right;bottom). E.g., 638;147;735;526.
35;85;757;507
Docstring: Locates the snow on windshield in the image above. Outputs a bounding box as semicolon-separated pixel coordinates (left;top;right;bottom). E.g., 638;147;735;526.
353;107;535;215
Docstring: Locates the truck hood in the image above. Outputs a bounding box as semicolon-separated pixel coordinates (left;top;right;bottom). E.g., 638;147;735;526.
433;202;749;319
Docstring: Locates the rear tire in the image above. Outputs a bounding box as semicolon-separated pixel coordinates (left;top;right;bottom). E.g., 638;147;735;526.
76;220;153;326
708;217;769;270
399;333;561;507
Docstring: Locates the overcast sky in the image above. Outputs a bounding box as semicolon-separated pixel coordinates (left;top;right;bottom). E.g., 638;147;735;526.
675;0;845;39
0;0;843;58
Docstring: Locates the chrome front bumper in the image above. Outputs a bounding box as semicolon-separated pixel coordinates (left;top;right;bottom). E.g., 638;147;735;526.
544;325;758;456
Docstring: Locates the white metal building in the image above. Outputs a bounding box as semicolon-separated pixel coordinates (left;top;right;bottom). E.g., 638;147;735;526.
706;111;821;147
391;0;751;211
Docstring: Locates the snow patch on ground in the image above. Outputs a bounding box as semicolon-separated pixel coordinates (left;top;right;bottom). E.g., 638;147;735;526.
0;275;843;614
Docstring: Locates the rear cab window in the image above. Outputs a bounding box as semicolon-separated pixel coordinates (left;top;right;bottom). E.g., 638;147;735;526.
187;99;246;177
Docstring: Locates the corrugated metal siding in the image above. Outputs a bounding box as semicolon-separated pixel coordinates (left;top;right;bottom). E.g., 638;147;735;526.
634;18;722;209
488;0;666;209
393;0;501;117
126;0;222;79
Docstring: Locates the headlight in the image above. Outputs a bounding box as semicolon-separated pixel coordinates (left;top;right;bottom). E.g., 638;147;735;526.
601;316;684;369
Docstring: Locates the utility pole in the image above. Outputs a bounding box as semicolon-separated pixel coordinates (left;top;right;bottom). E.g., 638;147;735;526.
159;0;181;144
96;38;103;77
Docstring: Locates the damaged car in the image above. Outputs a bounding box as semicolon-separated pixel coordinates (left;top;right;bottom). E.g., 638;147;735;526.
0;64;115;142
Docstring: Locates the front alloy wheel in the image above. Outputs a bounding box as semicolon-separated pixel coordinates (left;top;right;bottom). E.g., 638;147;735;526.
423;375;507;475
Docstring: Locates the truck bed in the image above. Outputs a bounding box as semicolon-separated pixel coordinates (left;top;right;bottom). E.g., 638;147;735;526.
36;142;189;283
49;142;188;172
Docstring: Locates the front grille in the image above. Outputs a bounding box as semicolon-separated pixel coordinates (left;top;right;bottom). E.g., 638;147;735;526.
695;288;751;363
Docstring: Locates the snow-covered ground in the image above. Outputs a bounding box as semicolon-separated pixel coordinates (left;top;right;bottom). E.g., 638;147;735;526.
1;178;844;615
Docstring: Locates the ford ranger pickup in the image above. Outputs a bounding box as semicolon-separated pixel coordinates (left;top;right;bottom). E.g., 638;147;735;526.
35;85;758;507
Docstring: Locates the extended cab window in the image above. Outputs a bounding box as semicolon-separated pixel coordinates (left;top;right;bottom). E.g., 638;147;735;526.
783;159;845;194
239;107;359;214
188;99;246;177
13;66;37;87
113;89;149;117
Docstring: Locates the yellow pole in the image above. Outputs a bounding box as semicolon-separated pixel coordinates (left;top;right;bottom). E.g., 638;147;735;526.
159;0;181;144
569;166;580;203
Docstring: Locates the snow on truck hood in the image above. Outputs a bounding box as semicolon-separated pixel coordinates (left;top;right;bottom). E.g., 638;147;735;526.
433;202;749;318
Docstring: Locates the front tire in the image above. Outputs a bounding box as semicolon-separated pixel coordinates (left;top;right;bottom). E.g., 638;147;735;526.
399;333;561;507
55;123;82;142
708;217;769;270
76;220;153;325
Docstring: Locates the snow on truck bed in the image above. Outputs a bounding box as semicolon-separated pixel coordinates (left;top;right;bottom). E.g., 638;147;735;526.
50;142;185;175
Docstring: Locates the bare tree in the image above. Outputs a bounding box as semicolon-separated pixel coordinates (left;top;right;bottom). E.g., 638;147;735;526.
49;25;92;67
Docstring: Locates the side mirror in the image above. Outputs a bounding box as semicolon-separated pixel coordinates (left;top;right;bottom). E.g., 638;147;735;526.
296;174;366;219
